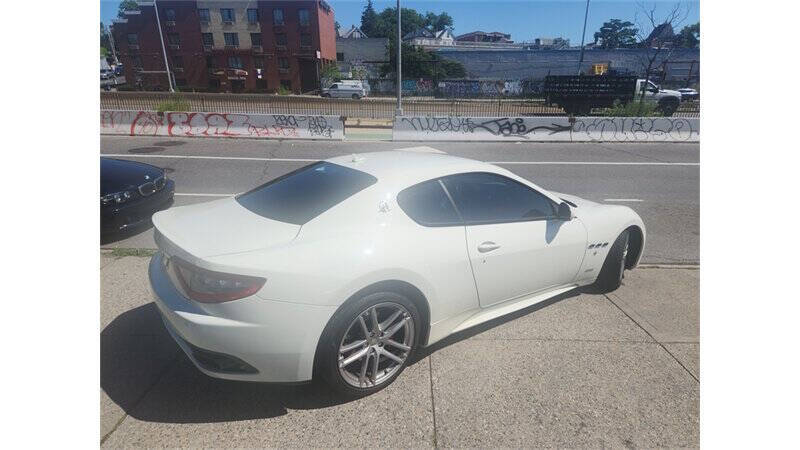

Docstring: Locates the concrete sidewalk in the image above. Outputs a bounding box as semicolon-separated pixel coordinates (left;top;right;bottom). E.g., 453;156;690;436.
101;251;698;447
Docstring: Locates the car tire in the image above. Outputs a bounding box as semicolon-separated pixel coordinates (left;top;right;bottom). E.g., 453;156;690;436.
351;93;360;100
317;291;420;397
322;93;331;98
593;230;630;293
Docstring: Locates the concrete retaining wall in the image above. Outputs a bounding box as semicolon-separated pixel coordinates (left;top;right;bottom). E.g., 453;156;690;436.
100;110;344;140
393;116;699;142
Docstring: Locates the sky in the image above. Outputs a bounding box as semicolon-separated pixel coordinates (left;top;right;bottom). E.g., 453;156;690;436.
100;0;699;45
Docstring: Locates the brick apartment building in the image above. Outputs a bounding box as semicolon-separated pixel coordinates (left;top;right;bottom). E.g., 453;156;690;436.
111;1;336;93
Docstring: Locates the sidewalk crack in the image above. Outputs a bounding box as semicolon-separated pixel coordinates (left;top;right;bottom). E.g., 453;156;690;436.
428;355;439;449
604;293;699;383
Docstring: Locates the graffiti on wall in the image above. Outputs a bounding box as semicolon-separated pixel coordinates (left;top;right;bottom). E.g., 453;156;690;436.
101;111;341;139
400;116;570;139
571;117;697;142
396;115;698;142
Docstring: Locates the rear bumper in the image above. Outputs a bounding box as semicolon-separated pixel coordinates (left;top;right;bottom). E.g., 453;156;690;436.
148;252;336;382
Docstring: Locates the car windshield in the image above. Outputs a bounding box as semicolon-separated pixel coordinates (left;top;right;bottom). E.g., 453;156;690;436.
236;162;377;225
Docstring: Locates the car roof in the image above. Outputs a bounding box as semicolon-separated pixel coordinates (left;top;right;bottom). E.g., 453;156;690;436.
327;150;506;188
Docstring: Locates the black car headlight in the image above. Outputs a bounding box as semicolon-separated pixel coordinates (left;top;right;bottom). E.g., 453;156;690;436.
101;190;133;206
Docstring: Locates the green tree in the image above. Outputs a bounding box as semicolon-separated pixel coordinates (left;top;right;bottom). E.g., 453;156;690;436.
676;22;699;48
424;11;454;32
593;19;638;49
117;0;139;18
360;0;378;37
381;41;465;79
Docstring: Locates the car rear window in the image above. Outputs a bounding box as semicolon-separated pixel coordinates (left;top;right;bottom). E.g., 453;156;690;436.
236;162;377;225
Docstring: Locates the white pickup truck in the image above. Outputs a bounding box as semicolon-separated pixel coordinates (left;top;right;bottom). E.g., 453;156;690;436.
543;75;683;116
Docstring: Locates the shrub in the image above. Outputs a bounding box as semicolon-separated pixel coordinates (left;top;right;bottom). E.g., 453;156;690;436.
600;100;662;117
155;95;191;113
276;85;291;96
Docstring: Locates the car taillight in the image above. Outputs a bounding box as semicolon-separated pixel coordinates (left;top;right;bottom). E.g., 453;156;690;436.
169;256;266;303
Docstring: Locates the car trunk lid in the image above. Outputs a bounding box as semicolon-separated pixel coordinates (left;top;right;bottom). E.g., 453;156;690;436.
152;197;300;259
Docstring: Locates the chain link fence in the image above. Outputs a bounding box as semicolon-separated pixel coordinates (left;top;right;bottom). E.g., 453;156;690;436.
101;91;699;119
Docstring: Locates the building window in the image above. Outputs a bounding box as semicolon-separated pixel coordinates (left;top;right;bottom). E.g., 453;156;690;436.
336;52;344;62
275;33;288;46
202;33;214;46
198;8;210;22
224;33;239;47
164;8;176;21
220;8;235;22
298;8;310;26
250;33;262;46
253;56;265;69
127;34;138;45
300;33;312;47
273;9;284;25
228;56;243;69
280;79;292;90
247;8;259;23
130;55;142;68
176;78;187;87
206;55;214;69
167;33;180;46
278;57;289;69
172;55;184;69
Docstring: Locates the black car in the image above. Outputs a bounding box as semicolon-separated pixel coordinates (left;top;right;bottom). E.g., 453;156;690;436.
101;158;175;235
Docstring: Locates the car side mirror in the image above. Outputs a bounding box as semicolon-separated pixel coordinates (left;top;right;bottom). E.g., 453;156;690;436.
557;202;572;221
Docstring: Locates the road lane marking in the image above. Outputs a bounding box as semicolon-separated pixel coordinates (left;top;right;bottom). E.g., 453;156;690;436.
489;161;698;166
175;193;236;197
603;198;644;202
102;154;698;166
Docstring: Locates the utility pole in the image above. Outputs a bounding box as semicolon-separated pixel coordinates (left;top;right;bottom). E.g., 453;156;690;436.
395;0;403;116
153;0;174;92
577;0;590;75
106;23;120;65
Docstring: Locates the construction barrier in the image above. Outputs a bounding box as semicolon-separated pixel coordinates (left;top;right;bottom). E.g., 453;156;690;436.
100;110;344;140
392;116;699;142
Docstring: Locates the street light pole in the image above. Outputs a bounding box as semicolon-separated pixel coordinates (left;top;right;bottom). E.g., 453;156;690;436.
153;0;175;92
577;0;590;75
395;0;403;117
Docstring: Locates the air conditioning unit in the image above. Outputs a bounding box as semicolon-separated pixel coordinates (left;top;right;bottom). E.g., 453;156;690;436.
252;45;263;53
174;67;184;72
128;44;140;50
166;21;176;26
222;20;233;25
278;68;289;74
276;45;287;51
169;44;180;50
225;44;239;49
203;44;212;51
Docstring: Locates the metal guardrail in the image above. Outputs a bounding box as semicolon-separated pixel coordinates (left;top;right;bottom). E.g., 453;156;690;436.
100;91;699;119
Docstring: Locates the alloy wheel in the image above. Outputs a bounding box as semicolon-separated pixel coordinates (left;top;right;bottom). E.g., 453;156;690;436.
337;302;414;388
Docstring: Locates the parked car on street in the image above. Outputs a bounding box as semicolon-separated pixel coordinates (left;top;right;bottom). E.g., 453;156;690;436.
677;88;699;101
101;157;174;235
543;75;683;116
321;81;367;99
149;151;645;396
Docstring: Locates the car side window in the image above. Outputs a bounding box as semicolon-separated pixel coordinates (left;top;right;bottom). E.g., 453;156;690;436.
442;172;556;225
397;179;462;227
330;84;337;89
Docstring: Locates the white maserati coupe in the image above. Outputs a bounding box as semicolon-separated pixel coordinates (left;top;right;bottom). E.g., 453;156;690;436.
149;151;645;396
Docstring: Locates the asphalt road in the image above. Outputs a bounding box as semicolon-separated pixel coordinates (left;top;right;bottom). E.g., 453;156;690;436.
100;136;699;264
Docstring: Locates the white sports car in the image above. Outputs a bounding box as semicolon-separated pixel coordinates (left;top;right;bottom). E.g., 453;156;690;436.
149;151;645;395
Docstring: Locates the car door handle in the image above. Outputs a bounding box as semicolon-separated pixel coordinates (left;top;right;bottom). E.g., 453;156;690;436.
477;241;500;253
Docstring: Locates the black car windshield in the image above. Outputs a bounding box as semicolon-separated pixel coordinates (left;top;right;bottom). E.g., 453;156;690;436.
236;162;377;225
